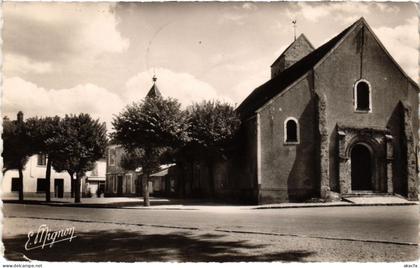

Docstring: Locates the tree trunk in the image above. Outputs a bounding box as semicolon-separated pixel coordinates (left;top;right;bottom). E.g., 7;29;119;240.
75;173;81;203
69;172;75;198
178;163;185;198
190;161;194;197
18;166;24;202
207;159;215;198
142;174;150;207
45;157;52;202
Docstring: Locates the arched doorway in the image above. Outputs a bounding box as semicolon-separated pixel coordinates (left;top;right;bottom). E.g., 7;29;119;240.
351;144;373;191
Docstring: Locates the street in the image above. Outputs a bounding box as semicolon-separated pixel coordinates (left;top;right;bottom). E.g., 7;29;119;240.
3;203;419;262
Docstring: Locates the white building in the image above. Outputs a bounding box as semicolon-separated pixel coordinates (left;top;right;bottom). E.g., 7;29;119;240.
2;154;72;198
82;159;106;197
2;154;106;199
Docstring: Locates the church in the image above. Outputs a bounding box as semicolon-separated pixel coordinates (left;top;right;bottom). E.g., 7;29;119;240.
104;17;418;204
233;17;419;203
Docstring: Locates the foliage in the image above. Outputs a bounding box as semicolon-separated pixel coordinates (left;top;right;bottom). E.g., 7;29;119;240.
186;100;241;157
112;96;189;151
112;96;188;206
2;116;32;201
53;114;107;203
25;116;63;201
2;117;30;173
120;148;144;171
25;116;62;157
121;147;166;174
56;114;107;174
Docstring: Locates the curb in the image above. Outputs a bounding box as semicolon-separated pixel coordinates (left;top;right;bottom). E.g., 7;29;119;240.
254;202;418;210
3;200;418;210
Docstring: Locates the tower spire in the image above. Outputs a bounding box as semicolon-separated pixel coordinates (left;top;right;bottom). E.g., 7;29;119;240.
146;74;162;99
292;19;297;41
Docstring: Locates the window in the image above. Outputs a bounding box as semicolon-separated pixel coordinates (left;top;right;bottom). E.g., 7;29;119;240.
284;117;299;144
11;178;20;192
106;175;112;192
354;80;371;112
37;178;46;193
37;154;47;166
108;148;116;166
132;177;137;193
125;174;132;194
112;175;117;193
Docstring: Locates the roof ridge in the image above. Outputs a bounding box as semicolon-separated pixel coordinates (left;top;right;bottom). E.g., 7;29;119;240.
237;18;362;119
298;33;315;50
270;33;315;67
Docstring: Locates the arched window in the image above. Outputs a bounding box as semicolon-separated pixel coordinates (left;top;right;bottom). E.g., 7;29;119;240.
284;117;299;144
354;80;371;112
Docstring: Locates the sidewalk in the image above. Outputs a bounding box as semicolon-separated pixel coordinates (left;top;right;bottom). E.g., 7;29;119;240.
2;195;418;210
2;196;180;208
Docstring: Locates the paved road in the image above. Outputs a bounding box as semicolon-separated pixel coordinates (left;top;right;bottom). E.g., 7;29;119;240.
3;203;419;245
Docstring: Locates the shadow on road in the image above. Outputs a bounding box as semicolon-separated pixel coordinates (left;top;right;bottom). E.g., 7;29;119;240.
4;229;315;262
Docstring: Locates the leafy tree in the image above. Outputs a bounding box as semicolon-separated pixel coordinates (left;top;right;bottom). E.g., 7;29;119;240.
185;101;241;196
112;96;188;206
2;114;31;201
120;148;144;171
26;116;61;202
54;114;107;203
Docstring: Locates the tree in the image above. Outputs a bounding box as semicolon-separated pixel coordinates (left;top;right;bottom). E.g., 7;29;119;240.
120;148;144;171
2;114;31;201
26;116;61;202
54;114;107;203
112;96;188;206
185;101;241;196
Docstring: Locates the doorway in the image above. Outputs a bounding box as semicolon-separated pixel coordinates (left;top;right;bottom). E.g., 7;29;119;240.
117;176;123;196
351;144;373;191
54;179;64;198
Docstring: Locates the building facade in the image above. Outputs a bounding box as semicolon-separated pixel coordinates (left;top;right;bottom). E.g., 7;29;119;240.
233;18;419;203
82;159;106;197
105;144;141;197
2;154;73;198
103;18;418;204
104;144;179;197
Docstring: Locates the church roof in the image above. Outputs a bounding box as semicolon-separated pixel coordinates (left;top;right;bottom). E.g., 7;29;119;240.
236;17;419;119
270;33;315;67
146;76;162;99
236;20;358;119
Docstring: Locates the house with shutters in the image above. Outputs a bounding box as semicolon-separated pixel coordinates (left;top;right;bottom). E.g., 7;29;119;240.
232;17;419;203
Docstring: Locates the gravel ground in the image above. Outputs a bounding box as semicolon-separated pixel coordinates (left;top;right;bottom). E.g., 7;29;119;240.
2;217;418;262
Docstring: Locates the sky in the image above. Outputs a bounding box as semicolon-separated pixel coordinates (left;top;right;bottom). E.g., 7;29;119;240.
3;2;418;131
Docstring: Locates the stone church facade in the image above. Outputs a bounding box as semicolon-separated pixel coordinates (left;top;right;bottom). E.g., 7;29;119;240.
233;17;419;203
104;18;418;205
